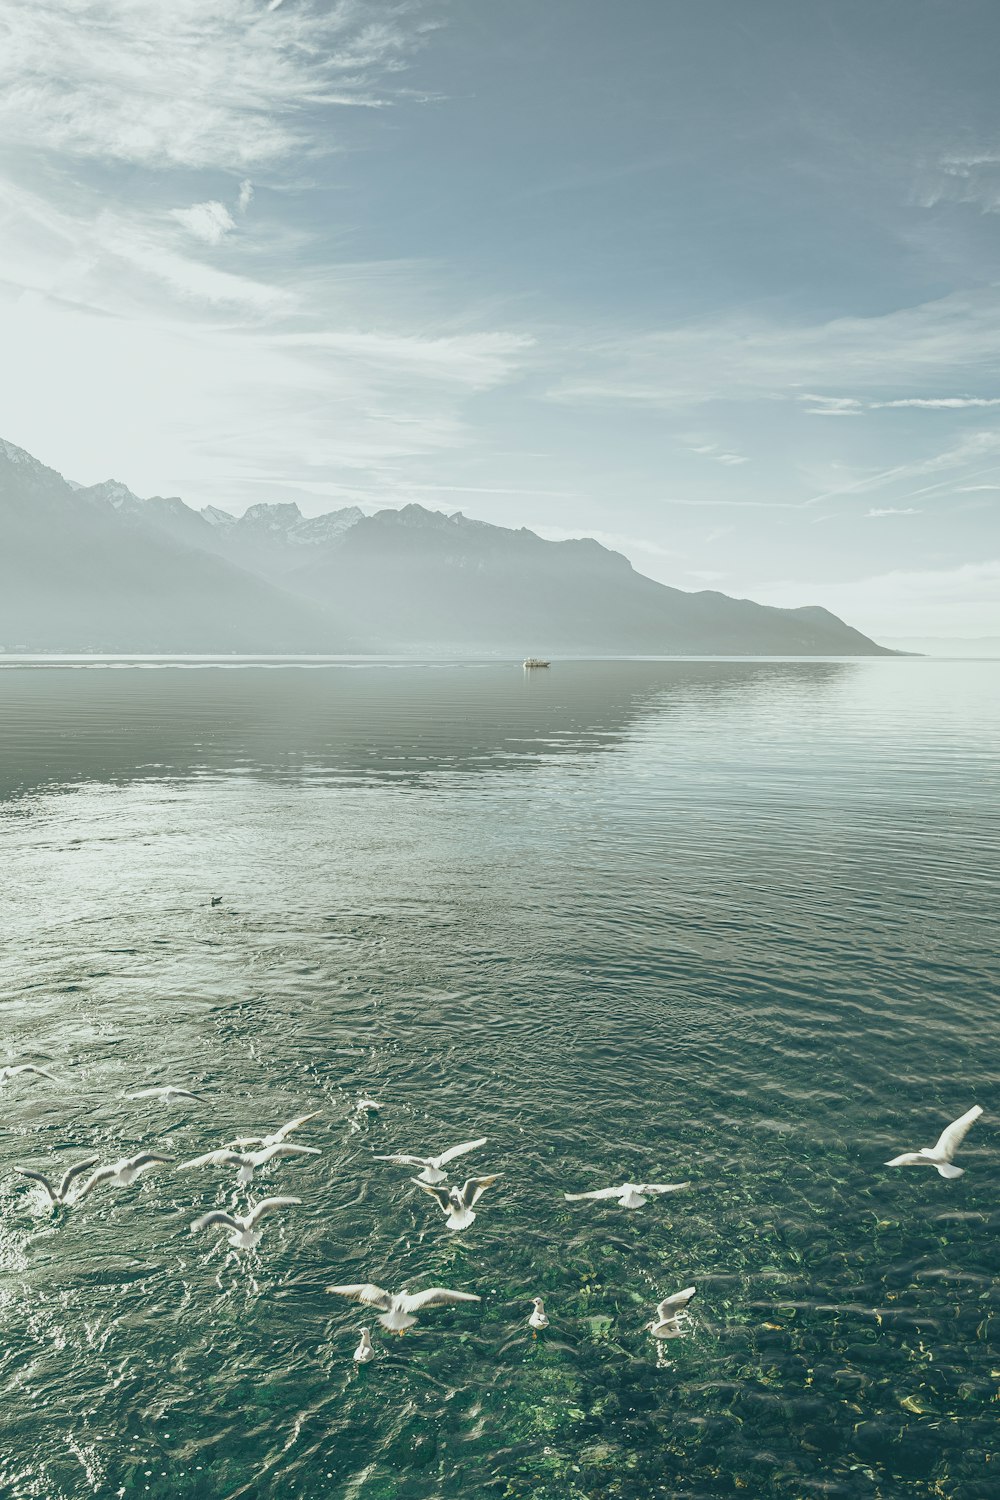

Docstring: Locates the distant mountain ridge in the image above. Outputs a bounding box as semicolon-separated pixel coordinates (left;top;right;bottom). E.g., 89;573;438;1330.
0;438;894;656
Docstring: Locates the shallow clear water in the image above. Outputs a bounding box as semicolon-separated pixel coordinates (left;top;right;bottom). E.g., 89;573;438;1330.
0;658;997;1500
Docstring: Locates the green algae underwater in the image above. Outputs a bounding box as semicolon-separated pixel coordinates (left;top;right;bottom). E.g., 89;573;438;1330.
0;657;997;1499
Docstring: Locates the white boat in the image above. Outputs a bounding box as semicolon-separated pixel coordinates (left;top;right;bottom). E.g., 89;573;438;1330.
522;658;551;669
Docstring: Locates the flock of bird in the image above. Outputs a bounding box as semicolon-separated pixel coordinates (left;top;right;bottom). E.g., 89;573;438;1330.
3;1062;986;1367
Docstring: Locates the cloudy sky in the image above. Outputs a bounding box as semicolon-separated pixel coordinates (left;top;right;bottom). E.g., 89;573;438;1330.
1;0;999;638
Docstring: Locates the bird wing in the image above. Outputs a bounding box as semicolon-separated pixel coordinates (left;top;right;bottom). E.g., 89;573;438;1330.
261;1143;321;1161
245;1196;300;1227
461;1174;499;1207
933;1105;983;1160
435;1137;487;1168
127;1088;164;1099
15;1168;57;1202
129;1153;173;1169
638;1182;690;1195
191;1210;241;1235
326;1283;393;1312
410;1178;453;1211
11;1065;59;1081
564;1185;625;1201
403;1287;481;1311
57;1156;101;1198
272;1111;320;1141
373;1153;428;1168
885;1152;926;1167
178;1150;242;1170
657;1287;696;1317
74;1166;117;1200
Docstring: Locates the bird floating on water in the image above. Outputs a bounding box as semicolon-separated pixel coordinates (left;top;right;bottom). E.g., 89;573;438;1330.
564;1180;690;1209
353;1328;376;1363
373;1136;487;1185
326;1281;481;1332
645;1286;697;1339
191;1195;300;1250
0;1064;59;1087
75;1153;174;1200
353;1098;382;1115
178;1142;319;1185
885;1104;983;1178
127;1085;206;1105
225;1112;320;1152
528;1296;549;1332
15;1155;99;1207
411;1174;499;1231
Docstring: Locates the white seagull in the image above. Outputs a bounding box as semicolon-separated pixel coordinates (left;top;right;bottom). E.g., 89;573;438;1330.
885;1104;984;1179
15;1155;100;1207
326;1281;481;1333
225;1111;320;1151
0;1064;59;1087
373;1136;487;1185
354;1098;383;1115
191;1196;300;1250
564;1180;690;1209
127;1086;206;1105
528;1296;549;1332
353;1328;376;1364
411;1174;499;1231
645;1286;697;1339
178;1142;319;1185
75;1153;174;1200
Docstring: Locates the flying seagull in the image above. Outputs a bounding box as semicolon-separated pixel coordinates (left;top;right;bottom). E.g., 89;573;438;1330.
178;1142;319;1185
528;1296;549;1332
191;1196;300;1250
326;1282;481;1332
645;1286;697;1339
373;1137;487;1185
126;1086;206;1105
353;1328;375;1364
225;1112;320;1151
75;1153;174;1200
0;1064;59;1087
15;1155;100;1207
564;1180;690;1209
885;1105;984;1178
411;1174;499;1231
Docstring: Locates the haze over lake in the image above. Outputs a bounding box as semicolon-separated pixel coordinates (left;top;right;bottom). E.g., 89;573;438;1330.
1;658;997;1499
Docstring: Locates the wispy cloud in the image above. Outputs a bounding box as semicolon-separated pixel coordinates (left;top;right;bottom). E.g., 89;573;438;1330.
799;394;863;417
872;396;1000;409
170;201;237;246
866;507;921;517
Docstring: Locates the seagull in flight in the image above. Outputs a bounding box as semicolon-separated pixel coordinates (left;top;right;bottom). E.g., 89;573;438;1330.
373;1136;487;1185
74;1153;174;1200
15;1156;100;1207
411;1174;500;1231
191;1196;300;1250
645;1286;697;1339
327;1281;481;1333
564;1180;690;1209
0;1064;59;1087
127;1085;206;1105
224;1112;320;1151
885;1105;984;1178
178;1142;319;1185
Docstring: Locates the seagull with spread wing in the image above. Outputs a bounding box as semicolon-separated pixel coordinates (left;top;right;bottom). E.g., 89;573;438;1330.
326;1281;481;1332
0;1064;60;1087
411;1174;500;1231
373;1136;486;1185
74;1153;174;1200
885;1104;984;1178
224;1111;320;1151
178;1142;319;1185
645;1286;697;1340
15;1156;99;1208
191;1196;300;1250
564;1180;690;1209
126;1085;206;1105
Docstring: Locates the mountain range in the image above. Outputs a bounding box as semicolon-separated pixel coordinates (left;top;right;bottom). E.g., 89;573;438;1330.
0;438;893;656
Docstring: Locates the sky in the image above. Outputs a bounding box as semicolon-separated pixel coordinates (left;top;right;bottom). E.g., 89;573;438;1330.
1;0;999;640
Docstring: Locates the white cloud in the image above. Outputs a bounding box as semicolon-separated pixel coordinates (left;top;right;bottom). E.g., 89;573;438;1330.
871;396;1000;409
800;394;863;416
237;180;254;214
170;201;236;246
866;507;921;516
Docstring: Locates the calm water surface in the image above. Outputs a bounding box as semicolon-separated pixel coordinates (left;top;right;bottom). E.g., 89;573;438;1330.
0;659;997;1499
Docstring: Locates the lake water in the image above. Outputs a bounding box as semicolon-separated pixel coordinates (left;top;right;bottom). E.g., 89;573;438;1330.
0;658;997;1500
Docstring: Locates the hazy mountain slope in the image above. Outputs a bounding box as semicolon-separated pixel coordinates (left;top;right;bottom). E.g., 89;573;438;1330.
290;505;892;656
0;442;350;652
